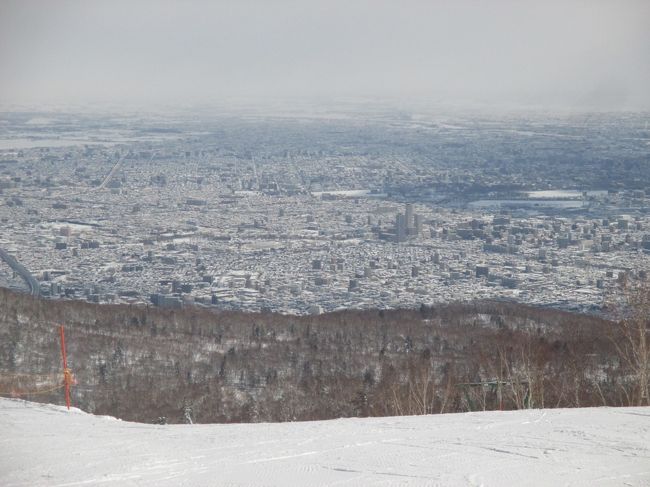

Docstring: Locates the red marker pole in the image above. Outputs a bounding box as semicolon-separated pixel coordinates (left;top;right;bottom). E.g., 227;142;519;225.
59;325;71;410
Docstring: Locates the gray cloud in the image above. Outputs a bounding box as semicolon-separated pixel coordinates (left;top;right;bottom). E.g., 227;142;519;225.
1;0;649;109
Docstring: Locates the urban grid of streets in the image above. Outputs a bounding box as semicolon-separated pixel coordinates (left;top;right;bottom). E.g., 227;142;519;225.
0;107;649;314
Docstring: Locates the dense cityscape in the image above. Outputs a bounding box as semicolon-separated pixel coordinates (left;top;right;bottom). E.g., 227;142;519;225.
1;107;649;315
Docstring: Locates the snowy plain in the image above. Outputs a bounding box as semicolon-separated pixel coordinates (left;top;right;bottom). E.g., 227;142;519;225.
1;398;649;486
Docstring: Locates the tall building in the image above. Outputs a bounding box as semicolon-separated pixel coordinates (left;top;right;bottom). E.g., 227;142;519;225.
414;214;423;236
396;213;407;242
405;203;414;228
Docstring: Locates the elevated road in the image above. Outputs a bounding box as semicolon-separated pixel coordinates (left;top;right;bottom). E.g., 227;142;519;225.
98;153;126;190
0;247;40;296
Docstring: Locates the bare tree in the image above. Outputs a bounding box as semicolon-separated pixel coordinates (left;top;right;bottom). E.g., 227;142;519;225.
610;283;650;406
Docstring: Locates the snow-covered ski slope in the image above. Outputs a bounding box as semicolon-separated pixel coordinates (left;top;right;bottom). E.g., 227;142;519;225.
1;398;648;486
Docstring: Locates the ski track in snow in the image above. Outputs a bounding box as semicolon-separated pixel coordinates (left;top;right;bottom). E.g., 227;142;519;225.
1;398;649;486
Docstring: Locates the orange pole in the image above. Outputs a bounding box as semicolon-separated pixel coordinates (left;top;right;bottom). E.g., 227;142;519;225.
59;325;71;410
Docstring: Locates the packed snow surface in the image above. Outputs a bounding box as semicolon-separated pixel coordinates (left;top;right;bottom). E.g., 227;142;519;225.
1;398;649;486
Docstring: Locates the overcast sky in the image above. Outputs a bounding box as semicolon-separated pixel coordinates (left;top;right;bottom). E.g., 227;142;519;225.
1;0;649;110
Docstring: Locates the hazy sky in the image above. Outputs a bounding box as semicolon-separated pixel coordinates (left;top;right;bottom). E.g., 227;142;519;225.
1;0;649;109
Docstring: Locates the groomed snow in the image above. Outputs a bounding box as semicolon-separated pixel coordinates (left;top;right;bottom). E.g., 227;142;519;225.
1;398;649;486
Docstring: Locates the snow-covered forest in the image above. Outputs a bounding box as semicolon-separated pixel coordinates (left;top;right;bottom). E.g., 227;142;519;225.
0;287;647;423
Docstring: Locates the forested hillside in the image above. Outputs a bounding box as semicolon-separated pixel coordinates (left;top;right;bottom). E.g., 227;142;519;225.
0;288;644;423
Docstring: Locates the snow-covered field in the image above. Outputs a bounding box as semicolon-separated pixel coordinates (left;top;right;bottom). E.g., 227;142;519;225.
1;398;649;486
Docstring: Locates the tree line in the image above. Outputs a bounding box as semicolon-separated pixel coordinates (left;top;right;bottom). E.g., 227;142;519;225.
0;287;647;423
